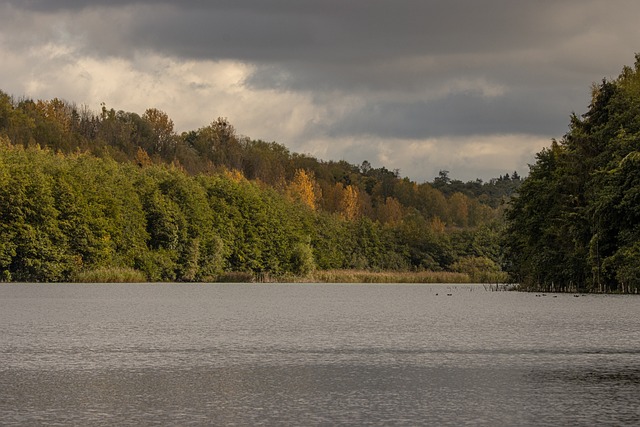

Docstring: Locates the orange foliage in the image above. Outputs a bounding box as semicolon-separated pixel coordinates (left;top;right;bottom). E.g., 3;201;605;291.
287;169;321;210
376;196;404;225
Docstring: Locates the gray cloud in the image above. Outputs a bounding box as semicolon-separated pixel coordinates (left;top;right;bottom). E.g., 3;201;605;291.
5;1;615;63
316;88;575;140
2;0;640;180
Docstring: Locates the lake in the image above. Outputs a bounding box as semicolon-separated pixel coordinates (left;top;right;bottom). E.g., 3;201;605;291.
1;283;639;426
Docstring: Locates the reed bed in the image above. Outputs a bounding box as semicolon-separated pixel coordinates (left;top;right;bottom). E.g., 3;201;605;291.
74;267;147;283
215;271;256;283
72;268;507;284
468;271;509;284
308;269;472;284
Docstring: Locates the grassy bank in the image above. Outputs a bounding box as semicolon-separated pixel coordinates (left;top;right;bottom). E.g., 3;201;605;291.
73;267;148;283
306;269;472;284
66;268;506;284
309;269;508;284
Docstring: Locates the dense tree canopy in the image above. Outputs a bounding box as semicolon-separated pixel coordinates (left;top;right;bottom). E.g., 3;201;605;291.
5;56;635;288
0;87;521;282
504;55;640;293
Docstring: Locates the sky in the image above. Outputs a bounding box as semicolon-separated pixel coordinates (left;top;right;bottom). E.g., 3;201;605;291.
1;1;639;182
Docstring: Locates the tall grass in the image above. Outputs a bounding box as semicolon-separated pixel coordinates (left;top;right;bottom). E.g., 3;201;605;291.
215;271;256;283
308;269;473;284
72;268;507;284
74;267;147;283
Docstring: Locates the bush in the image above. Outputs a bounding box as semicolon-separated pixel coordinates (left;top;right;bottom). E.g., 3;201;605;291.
450;256;506;283
290;242;316;276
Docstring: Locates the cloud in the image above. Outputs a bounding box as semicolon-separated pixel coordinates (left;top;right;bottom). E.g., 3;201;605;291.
298;133;550;183
1;1;640;182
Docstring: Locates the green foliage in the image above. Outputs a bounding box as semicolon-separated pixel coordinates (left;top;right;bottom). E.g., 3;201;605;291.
0;146;74;281
198;175;312;275
311;269;470;284
290;242;316;276
309;213;348;269
450;256;506;283
504;55;640;292
0;88;517;282
393;212;453;271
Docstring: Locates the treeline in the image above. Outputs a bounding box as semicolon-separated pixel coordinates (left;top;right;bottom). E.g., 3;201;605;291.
0;89;521;282
0;141;506;282
504;55;640;293
0;90;520;228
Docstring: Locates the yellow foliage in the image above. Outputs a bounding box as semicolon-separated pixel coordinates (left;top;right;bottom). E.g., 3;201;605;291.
35;98;73;132
223;168;247;182
143;108;174;133
134;147;153;168
0;134;12;148
287;169;321;210
143;108;175;151
339;184;362;220
429;217;446;234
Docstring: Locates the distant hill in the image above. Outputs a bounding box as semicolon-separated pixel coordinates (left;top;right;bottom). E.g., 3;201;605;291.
0;90;517;282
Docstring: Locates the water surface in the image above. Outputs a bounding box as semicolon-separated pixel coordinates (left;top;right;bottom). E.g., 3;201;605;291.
1;283;639;425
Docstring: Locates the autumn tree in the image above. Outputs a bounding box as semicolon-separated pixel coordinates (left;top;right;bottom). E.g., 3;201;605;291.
448;192;469;227
142;108;175;155
376;197;404;225
287;169;321;210
339;184;362;220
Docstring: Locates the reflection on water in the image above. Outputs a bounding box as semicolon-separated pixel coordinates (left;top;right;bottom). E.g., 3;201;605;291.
1;284;639;426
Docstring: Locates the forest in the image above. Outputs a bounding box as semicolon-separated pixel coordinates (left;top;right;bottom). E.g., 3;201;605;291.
503;55;640;293
2;55;639;290
0;87;519;283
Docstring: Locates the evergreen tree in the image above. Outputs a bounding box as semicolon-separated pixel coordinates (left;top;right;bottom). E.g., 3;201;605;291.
504;55;640;292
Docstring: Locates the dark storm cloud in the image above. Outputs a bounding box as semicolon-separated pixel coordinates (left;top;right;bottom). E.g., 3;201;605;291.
5;0;157;11
101;1;581;65
3;0;640;181
323;94;565;140
7;1;590;63
6;1;626;129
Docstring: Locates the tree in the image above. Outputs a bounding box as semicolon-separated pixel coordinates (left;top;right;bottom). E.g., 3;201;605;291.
448;192;469;227
504;55;640;292
142;108;175;155
290;242;316;276
338;184;362;220
0;87;516;281
376;197;404;225
287;169;321;211
0;145;75;281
